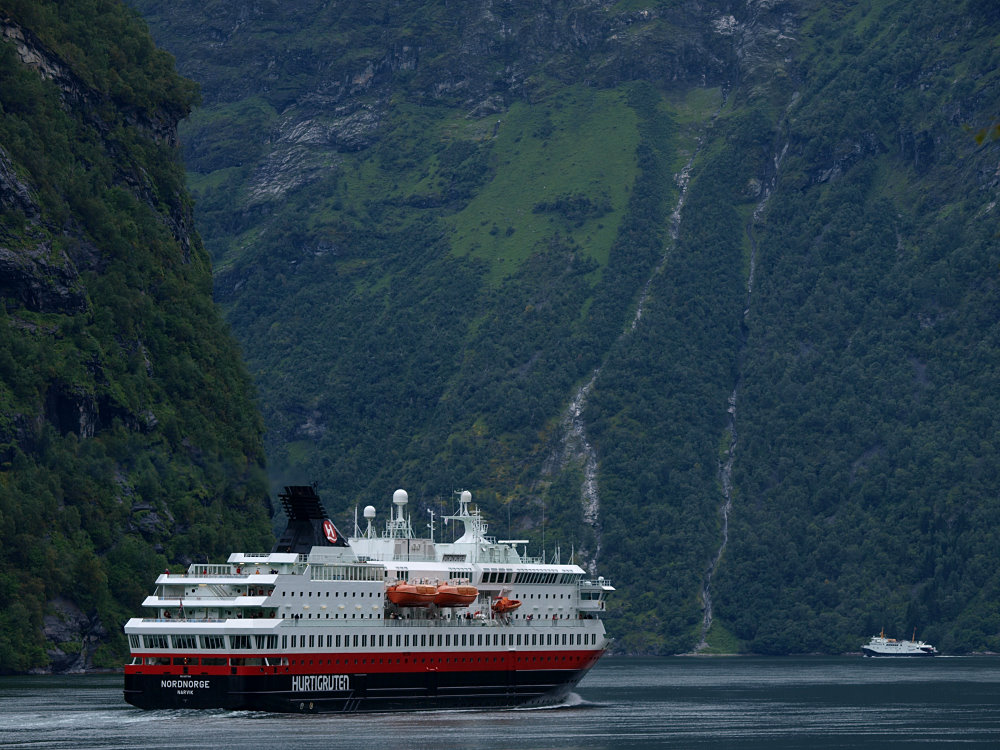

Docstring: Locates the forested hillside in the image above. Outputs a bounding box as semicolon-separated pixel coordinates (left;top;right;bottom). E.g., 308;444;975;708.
29;0;999;661
0;0;272;672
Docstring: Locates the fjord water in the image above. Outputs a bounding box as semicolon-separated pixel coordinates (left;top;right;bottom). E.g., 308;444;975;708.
2;656;999;749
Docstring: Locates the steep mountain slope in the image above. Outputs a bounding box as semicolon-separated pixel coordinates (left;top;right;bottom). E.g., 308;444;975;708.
131;0;1000;654
0;0;272;672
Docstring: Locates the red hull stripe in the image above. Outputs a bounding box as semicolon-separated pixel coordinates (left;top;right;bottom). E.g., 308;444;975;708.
126;649;603;676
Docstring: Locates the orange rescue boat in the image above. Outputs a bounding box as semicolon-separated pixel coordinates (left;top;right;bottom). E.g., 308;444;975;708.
434;583;478;607
491;596;521;613
386;582;437;607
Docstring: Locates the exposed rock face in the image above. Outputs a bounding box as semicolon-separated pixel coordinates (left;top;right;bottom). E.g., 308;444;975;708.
0;240;87;315
0;15;183;145
0;146;38;218
1;13;196;264
41;598;109;673
137;0;760;207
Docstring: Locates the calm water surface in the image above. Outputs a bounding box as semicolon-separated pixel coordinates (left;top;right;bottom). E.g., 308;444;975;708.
2;656;999;749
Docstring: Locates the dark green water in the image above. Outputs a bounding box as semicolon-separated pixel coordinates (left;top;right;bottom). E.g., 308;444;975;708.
2;656;999;748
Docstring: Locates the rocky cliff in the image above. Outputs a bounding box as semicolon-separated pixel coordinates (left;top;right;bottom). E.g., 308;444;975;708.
0;2;272;672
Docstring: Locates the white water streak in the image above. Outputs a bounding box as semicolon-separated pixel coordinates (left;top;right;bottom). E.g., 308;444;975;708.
549;150;698;575
695;140;788;651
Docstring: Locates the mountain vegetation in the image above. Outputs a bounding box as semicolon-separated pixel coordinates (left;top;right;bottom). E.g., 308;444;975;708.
127;0;1000;656
0;0;272;672
2;0;998;670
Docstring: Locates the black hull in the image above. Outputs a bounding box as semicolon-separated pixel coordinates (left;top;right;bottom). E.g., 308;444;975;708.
124;666;590;713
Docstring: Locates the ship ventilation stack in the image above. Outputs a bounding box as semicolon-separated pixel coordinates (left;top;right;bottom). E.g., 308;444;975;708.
271;485;349;553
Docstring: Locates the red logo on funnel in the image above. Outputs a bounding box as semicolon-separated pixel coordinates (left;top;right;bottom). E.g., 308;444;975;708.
322;519;338;544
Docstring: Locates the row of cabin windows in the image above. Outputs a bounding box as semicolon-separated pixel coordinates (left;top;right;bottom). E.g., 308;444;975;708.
480;572;581;585
310;565;381;581
137;651;593;668
282;612;378;620
134;631;597;651
283;590;379;598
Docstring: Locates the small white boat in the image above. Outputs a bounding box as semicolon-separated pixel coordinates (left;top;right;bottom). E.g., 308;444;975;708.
862;629;938;657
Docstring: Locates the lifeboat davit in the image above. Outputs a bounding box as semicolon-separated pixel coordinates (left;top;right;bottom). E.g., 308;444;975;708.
386;582;437;607
491;596;521;613
434;583;478;607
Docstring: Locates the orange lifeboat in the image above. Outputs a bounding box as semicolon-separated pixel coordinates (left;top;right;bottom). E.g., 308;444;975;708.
434;583;478;607
386;582;437;607
491;596;521;613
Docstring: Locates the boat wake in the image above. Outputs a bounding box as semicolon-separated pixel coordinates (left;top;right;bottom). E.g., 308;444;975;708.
514;692;600;711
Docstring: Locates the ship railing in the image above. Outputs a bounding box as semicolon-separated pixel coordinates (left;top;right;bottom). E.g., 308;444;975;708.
579;578;613;588
166;572;274;579
382;614;589;627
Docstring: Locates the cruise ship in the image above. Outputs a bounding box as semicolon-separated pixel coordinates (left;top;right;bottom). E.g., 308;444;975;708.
123;486;613;712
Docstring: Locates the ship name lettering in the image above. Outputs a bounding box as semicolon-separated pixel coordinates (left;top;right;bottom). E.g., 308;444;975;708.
161;679;210;689
292;674;351;692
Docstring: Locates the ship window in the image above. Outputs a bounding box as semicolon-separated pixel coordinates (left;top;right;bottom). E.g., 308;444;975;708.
291;635;297;648
362;635;367;647
201;635;224;650
516;635;522;646
531;634;537;646
421;635;426;647
336;635;341;648
309;635;315;647
144;634;168;649
282;636;287;648
445;635;450;647
478;634;483;646
437;634;442;647
128;635;140;649
171;635;197;649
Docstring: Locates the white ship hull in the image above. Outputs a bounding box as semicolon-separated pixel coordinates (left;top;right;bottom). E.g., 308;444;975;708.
862;633;937;657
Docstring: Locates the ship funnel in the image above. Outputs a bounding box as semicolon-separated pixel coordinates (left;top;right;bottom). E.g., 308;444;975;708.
271;485;348;553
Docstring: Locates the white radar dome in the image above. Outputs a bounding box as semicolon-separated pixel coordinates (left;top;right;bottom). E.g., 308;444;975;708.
393;488;409;506
460;490;472;503
363;505;376;519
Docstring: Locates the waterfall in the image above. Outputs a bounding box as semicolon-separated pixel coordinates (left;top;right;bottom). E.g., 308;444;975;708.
546;149;699;575
695;139;788;652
